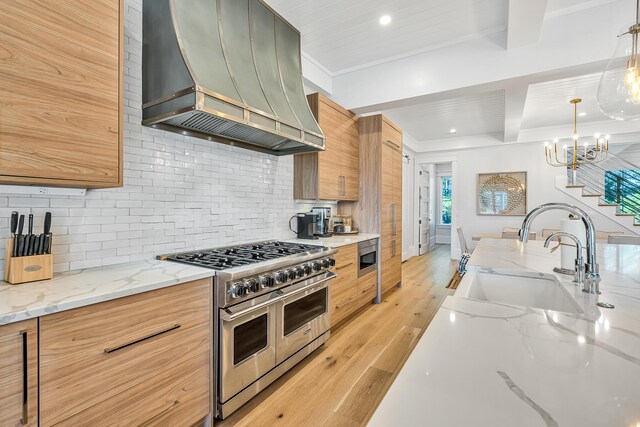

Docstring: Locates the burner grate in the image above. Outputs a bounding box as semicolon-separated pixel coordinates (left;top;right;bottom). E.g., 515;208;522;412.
158;241;321;270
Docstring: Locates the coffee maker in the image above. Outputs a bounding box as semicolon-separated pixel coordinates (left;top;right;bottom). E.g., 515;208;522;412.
289;212;319;240
311;207;332;237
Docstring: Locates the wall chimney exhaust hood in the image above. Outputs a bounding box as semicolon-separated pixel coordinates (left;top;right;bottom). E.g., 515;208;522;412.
142;0;325;155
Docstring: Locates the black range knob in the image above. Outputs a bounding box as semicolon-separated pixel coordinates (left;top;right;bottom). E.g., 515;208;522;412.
229;282;248;298
328;257;336;267
286;269;297;281
303;264;312;275
312;261;322;272
259;274;275;288
294;266;305;278
321;258;331;269
275;271;287;284
245;278;260;293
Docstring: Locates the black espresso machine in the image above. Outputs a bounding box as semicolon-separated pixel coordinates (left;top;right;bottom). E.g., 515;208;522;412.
289;212;319;239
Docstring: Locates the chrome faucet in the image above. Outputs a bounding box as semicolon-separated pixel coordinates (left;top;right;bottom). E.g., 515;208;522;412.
519;203;601;294
544;232;584;285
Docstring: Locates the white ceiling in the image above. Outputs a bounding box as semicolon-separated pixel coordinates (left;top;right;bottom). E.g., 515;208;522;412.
383;90;506;141
520;73;609;131
265;0;507;74
270;0;635;149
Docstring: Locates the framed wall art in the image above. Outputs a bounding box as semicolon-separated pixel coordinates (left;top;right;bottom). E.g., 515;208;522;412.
477;171;527;216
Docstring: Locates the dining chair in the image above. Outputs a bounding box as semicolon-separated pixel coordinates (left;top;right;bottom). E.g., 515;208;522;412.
607;235;640;245
457;227;472;255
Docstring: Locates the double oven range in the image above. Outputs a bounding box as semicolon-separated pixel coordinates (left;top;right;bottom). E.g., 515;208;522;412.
159;241;336;419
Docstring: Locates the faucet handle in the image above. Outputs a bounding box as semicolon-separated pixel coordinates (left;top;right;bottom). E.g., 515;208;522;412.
583;271;601;294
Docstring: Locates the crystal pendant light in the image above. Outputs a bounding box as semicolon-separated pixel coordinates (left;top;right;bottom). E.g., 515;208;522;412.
597;0;640;120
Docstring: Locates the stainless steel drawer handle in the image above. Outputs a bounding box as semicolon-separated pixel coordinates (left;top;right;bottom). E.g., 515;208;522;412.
104;324;181;354
20;330;28;425
335;262;353;270
140;400;179;427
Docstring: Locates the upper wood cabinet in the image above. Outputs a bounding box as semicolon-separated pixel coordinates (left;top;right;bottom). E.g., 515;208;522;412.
294;93;359;201
0;0;123;188
0;319;38;427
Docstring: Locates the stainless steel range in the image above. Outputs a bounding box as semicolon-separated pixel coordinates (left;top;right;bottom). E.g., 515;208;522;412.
159;241;336;419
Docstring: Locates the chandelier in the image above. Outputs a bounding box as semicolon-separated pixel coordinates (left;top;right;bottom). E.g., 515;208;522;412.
597;0;640;120
544;99;609;183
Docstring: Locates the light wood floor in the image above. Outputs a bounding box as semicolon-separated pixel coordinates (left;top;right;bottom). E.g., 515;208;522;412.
217;245;456;427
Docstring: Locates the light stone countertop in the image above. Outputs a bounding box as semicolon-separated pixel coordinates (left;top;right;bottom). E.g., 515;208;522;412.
369;238;640;427
282;233;379;248
0;259;215;326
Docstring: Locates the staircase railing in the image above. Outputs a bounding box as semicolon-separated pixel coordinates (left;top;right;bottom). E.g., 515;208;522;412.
568;150;640;224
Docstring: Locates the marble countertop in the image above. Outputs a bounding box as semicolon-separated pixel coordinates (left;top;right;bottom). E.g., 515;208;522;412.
369;238;640;426
282;233;379;248
0;259;215;326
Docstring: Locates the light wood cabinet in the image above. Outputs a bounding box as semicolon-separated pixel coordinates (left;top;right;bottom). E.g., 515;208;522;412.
39;279;212;426
342;115;402;296
0;319;38;427
357;270;378;309
0;0;123;188
294;93;359;201
330;244;359;327
330;242;380;327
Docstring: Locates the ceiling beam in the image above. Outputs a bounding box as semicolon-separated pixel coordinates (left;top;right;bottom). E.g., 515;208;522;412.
331;0;624;113
503;84;529;142
301;51;333;95
507;0;548;49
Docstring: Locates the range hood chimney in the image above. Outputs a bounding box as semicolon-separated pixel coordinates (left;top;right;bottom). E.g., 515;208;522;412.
142;0;325;155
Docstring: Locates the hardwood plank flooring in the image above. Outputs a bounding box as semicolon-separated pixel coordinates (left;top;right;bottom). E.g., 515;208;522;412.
217;244;455;427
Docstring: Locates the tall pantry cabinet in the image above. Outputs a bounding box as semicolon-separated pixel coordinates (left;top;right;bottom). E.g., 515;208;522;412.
345;115;403;296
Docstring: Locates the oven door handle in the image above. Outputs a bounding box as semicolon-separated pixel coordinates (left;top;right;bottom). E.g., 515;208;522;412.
220;272;336;322
278;271;335;300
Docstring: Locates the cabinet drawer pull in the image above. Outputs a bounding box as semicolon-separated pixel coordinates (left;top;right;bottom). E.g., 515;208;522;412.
335;297;354;309
335;262;353;270
140;400;180;427
20;330;28;425
385;139;400;150
104;324;181;354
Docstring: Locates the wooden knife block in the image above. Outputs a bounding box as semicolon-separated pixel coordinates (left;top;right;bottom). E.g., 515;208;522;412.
4;237;53;285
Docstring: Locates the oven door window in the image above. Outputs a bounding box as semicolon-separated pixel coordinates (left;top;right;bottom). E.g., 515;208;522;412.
233;314;268;365
360;251;376;270
283;288;328;336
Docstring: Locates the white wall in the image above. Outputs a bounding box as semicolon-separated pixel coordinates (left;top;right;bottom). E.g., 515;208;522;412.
402;142;418;260
417;143;629;259
0;0;327;274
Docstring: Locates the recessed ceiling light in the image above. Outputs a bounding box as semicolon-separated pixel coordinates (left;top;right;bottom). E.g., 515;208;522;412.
379;15;391;25
579;112;587;117
448;128;457;134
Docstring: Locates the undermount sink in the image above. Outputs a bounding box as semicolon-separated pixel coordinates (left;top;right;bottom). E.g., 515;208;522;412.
456;270;583;314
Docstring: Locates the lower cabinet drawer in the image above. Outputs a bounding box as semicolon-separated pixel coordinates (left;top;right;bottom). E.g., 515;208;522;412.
357;271;378;309
39;279;212;426
55;351;210;426
330;291;358;327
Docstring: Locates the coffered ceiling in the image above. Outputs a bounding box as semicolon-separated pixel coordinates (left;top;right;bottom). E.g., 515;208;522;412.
267;0;636;151
520;73;609;131
265;0;508;74
384;90;506;141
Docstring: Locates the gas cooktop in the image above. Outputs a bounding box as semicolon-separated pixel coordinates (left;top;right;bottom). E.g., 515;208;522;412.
157;241;322;271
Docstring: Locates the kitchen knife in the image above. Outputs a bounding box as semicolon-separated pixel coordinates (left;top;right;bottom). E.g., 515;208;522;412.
37;234;44;256
44;212;52;255
10;211;18;257
27;214;34;256
17;215;24;257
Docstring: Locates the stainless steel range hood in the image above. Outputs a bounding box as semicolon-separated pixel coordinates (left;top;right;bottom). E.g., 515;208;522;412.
142;0;325;155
